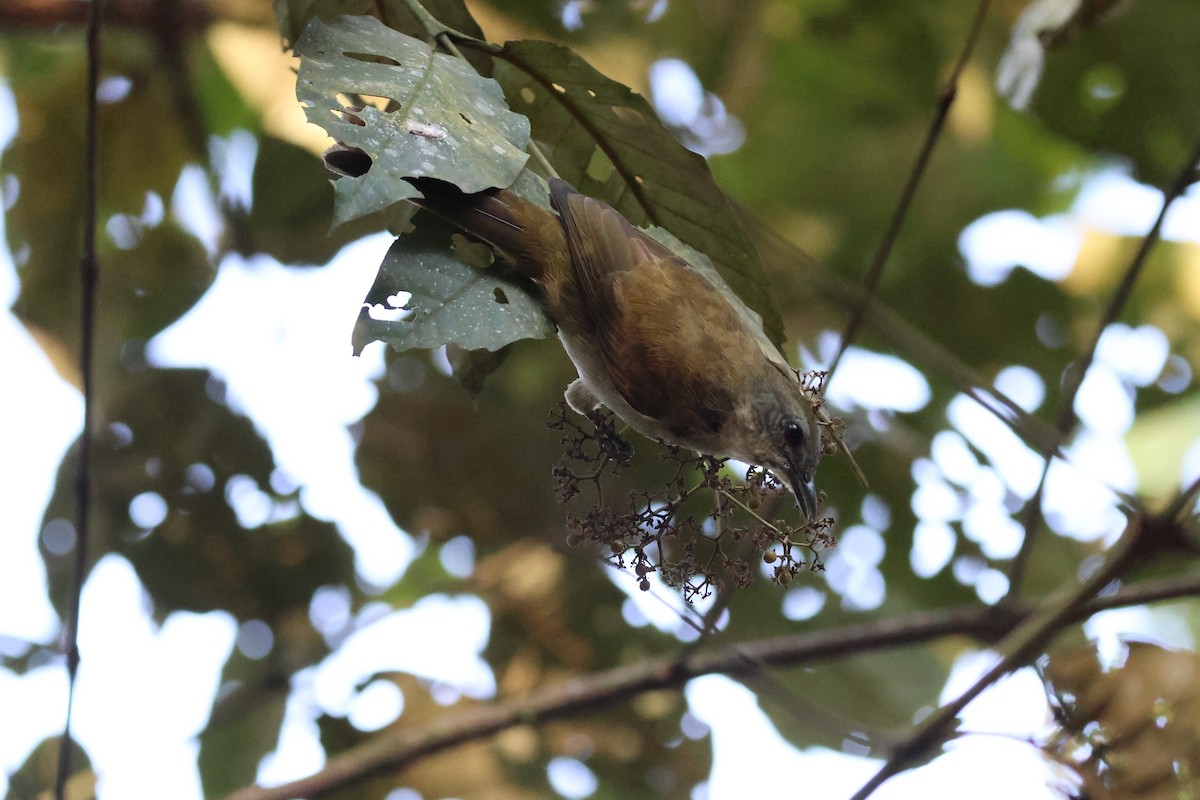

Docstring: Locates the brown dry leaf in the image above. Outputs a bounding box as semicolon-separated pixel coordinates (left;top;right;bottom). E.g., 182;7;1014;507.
1042;641;1200;800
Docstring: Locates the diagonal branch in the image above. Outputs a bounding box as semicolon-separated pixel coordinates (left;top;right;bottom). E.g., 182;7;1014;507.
852;480;1200;800
1005;133;1200;598
826;0;992;379
220;566;1200;800
850;515;1142;800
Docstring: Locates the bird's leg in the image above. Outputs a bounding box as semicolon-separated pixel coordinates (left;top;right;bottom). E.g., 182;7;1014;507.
564;378;598;414
565;379;634;466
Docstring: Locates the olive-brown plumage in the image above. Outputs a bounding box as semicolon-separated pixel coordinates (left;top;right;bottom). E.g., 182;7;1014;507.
411;177;822;517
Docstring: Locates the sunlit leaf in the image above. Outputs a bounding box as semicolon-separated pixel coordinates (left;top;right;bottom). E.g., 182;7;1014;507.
294;15;530;225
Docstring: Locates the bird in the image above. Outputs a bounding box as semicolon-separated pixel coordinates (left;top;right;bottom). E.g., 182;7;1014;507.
409;176;823;518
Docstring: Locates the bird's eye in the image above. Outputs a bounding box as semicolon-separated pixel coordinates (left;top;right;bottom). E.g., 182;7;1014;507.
783;420;805;447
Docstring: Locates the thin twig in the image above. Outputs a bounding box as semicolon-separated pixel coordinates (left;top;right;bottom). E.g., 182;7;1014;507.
744;212;1069;458
1005;134;1200;598
56;0;104;796
1164;473;1200;522
826;0;991;379
219;563;1200;800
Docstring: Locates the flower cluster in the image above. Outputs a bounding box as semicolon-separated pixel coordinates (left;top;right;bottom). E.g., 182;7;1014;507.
548;402;836;600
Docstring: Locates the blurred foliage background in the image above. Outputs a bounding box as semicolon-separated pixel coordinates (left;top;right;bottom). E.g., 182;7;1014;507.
2;0;1200;798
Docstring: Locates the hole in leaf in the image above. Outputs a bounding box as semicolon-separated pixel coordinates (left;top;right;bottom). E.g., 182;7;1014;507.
459;112;473;125
332;109;366;126
493;288;510;304
451;234;495;268
340;93;392;112
342;51;402;67
324;144;372;177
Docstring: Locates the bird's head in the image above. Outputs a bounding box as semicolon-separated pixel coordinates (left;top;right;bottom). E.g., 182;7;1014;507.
730;361;823;519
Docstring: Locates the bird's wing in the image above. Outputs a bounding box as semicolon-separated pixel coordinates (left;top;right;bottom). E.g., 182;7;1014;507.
548;178;629;332
548;178;752;434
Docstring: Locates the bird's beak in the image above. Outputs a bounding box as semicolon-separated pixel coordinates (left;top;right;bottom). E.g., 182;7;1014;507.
786;467;818;521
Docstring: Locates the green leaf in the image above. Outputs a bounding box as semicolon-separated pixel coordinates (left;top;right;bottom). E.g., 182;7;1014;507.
273;0;485;48
199;691;288;797
489;39;785;349
352;217;554;355
294;15;530;225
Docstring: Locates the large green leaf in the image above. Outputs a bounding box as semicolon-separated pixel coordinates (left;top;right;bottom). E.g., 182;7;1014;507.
352;216;554;355
488;39;786;349
294;15;530;225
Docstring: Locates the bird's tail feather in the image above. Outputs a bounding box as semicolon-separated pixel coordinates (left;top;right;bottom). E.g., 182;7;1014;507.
408;178;546;280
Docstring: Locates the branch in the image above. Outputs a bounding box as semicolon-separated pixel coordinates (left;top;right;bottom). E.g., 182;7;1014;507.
220;568;1200;800
852;495;1200;800
56;0;104;796
0;0;271;30
851;519;1139;800
1005;132;1200;597
826;0;992;378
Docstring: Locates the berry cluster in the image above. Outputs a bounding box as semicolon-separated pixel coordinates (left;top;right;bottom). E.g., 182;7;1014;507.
549;403;836;600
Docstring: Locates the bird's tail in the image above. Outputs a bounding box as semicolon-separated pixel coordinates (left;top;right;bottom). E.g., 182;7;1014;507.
408;178;550;281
